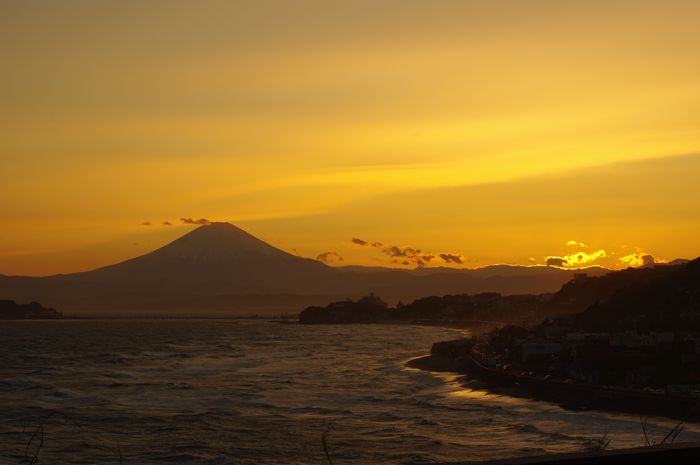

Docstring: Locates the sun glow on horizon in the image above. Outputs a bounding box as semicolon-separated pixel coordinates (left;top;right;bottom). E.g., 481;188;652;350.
2;1;700;275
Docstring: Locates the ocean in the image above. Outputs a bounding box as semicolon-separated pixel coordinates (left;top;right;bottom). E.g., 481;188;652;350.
1;320;699;464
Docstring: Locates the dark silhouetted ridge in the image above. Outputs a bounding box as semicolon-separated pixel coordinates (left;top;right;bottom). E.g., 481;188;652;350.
571;257;700;331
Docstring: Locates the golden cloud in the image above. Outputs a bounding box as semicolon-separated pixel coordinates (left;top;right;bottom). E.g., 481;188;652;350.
545;249;606;268
620;252;655;268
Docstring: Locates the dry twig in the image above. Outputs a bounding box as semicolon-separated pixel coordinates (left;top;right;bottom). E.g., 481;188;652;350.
321;431;334;465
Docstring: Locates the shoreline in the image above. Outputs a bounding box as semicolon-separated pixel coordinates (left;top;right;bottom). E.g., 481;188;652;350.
410;353;700;463
406;353;470;373
409;353;700;422
433;441;700;465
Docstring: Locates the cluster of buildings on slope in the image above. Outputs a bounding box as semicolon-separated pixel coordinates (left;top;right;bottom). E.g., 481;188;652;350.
480;323;700;395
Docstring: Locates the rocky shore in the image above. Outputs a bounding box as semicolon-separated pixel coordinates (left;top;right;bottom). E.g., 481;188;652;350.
410;339;700;422
434;441;700;465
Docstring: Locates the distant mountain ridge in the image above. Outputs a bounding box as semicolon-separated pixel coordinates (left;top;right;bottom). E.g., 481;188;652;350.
337;263;610;278
0;222;637;316
300;258;699;325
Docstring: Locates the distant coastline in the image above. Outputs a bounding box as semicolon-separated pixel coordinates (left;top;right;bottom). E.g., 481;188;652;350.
0;300;62;320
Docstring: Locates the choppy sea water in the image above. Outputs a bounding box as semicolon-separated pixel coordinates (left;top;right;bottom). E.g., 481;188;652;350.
1;320;699;465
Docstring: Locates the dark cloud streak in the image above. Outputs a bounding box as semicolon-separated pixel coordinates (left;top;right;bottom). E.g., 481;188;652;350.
439;253;463;264
352;235;464;268
181;217;211;225
546;257;568;267
316;251;344;264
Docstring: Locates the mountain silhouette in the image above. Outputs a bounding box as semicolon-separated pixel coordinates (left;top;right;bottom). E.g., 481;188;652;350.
0;222;616;316
66;222;331;287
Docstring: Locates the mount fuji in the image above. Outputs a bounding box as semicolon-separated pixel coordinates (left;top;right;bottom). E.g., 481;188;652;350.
0;223;611;316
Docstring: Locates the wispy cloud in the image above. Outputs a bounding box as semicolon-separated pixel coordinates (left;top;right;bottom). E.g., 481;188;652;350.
566;240;586;247
162;221;172;226
439;253;463;264
350;237;462;267
384;245;418;258
316;251;344;264
181;217;211;225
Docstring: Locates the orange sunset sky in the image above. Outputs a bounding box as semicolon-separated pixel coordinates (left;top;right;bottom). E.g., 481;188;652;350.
2;0;700;276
